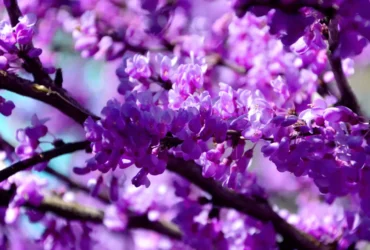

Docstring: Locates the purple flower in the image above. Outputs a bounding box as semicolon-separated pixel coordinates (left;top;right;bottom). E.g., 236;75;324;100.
0;96;14;116
0;20;15;48
14;14;37;45
104;205;128;231
15;114;48;159
125;54;151;79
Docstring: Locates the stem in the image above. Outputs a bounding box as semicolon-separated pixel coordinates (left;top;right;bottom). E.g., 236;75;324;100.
327;18;361;115
0;141;89;183
167;156;330;250
0;188;182;240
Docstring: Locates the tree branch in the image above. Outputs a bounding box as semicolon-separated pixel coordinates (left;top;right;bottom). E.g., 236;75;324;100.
167;156;331;250
0;136;109;203
327;18;361;115
44;166;182;239
233;0;336;18
0;71;99;124
0;188;182;240
0;140;90;183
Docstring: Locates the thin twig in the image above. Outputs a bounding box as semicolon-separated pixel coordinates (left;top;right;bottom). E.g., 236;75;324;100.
327;18;361;115
0;136;109;203
0;141;90;183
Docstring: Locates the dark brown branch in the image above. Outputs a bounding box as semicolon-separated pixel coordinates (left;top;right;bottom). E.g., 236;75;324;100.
44;166;182;239
0;140;90;183
0;136;109;203
5;0;52;83
206;53;247;75
44;166;110;204
127;214;182;240
233;0;336;18
0;188;182;240
167;156;331;250
327;19;361;115
0;71;99;124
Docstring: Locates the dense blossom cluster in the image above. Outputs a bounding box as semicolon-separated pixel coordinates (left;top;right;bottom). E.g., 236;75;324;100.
233;0;370;58
2;0;370;249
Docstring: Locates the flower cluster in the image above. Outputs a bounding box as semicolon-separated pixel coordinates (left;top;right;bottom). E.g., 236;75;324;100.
0;14;38;70
233;0;370;58
2;0;370;249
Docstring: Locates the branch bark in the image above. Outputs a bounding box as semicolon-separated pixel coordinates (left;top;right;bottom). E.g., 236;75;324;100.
0;140;90;183
0;71;99;124
0;188;182;240
233;0;336;18
327;18;361;115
